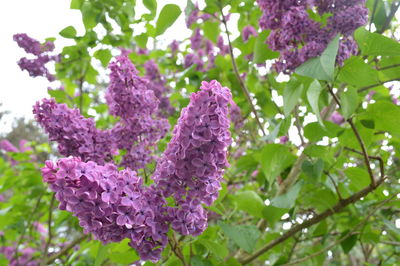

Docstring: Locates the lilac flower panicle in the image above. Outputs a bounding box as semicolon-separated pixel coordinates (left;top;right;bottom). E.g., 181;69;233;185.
106;56;170;170
0;140;18;153
41;157;169;262
152;80;233;236
242;25;258;42
13;33;58;81
256;0;368;72
33;99;114;164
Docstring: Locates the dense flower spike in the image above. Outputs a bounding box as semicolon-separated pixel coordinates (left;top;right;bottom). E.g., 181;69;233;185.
0;140;19;153
106;56;170;170
13;33;58;81
153;80;232;236
143;60;174;117
256;0;368;72
33;99;114;164
242;25;258;42
41;157;169;262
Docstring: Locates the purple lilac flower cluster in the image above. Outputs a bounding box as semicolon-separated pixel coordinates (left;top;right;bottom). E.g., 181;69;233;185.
38;79;233;262
106;56;170;170
41;157;169;262
33;99;114;165
0;246;38;266
143;60;174;117
256;0;368;72
153;80;232;236
184;29;229;71
13;33;58;81
242;25;258;42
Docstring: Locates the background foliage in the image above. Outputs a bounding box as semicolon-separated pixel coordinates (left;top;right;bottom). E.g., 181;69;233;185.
1;0;400;265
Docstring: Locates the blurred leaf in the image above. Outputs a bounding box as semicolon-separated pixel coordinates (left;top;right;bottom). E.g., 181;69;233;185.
306;80;324;126
338;57;379;87
94;49;112;67
143;0;157;15
203;21;219;43
260;144;296;183
253;31;279;63
59;26;77;38
155;4;182;36
302;158;324;180
340;233;358;253
220;223;260;253
341;87;358;119
368;101;400;136
70;0;83;9
283;79;304;116
296;35;339;81
262;206;287;228
94;243;108;266
355;28;400;56
304;121;342;142
81;2;99;30
235;191;266;218
271;182;302;209
345;167;370;191
198;239;228;259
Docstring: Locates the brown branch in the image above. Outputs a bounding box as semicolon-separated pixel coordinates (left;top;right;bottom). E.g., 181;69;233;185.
45;234;88;264
220;9;266;136
41;193;56;266
294;106;306;146
327;85;375;186
282;194;396;265
369;0;379;31
377;1;400;34
168;234;188;266
357;78;400;93
239;178;385;264
377;63;400;71
347;119;375;186
344;147;385;179
325;171;343;201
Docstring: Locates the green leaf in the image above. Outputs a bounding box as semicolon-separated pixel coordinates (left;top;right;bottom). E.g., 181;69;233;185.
191;256;213;266
296;35;340;81
155;4;181;36
340;233;358;253
340;87;358;119
302;158;324;180
283;79;304;116
306;80;324;126
344;167;370;191
313;220;328;237
134;33;148;49
360;119;375;129
81;2;99;30
59;26;77;38
253;31;279;63
303;121;342;142
235;191;266;218
355;28;400;56
262;206;287;227
94;243;108;266
271;182;302;209
94;49;112;68
368;101;400;136
185;0;196;19
143;0;157;14
203;21;219;43
337;57;379;87
260;144;296;183
70;0;83;9
220;223;260;253
197;239;228;259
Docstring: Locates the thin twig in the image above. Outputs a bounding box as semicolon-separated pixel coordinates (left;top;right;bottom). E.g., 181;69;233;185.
369;0;379;31
294;105;306;146
282;194;397;265
239;178;385;264
344;147;385;179
45;234;88;264
168;234;188;266
347;119;375;186
377;63;400;71
357;78;400;93
324;171;343;201
327;86;375;186
41;193;56;265
377;1;400;34
220;8;266;136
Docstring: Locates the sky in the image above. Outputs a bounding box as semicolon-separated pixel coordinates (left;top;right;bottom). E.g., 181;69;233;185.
0;0;192;133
